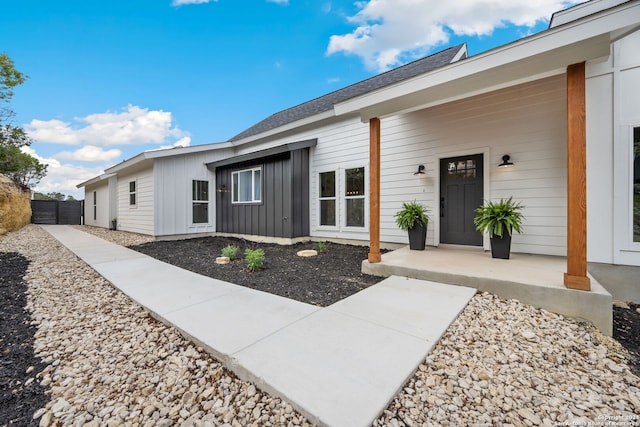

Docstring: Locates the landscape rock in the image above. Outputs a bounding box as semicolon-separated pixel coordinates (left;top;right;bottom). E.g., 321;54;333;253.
296;249;318;257
1;225;638;427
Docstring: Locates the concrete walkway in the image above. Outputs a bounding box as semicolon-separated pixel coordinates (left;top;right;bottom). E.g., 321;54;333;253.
42;225;476;427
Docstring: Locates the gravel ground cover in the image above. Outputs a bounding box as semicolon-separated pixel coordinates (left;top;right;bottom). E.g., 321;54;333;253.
2;226;311;427
1;225;639;426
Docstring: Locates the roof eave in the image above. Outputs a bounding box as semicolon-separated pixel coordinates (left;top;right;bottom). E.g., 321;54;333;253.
334;0;639;121
228;110;337;147
76;172;116;189
103;141;233;174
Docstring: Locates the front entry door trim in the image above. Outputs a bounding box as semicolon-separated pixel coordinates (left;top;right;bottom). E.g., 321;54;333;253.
433;147;491;250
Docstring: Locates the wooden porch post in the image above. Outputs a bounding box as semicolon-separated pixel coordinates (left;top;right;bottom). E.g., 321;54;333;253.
564;62;591;291
368;117;381;263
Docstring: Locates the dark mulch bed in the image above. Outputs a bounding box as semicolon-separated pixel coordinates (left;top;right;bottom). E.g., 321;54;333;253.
131;237;384;307
0;252;49;427
613;302;640;377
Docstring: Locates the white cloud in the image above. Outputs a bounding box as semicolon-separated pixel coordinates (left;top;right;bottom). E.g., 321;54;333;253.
25;105;189;147
327;0;575;71
55;145;123;163
21;146;103;199
158;136;192;150
172;0;215;6
25;119;80;145
267;0;289;4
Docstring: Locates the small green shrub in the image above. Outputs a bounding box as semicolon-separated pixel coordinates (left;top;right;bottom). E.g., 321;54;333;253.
316;241;327;252
221;244;239;260
395;201;430;231
474;196;524;238
245;248;265;272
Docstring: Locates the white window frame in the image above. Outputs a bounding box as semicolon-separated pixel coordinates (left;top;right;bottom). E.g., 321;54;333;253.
128;180;137;207
232;167;262;204
315;164;368;232
191;179;210;225
341;165;367;231
317;169;338;230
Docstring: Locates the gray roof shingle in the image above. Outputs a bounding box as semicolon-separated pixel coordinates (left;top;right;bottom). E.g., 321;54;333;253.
230;44;466;142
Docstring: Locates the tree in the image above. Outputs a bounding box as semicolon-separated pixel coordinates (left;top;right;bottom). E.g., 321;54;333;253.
33;192;77;201
0;53;47;189
0;124;47;189
0;53;27;122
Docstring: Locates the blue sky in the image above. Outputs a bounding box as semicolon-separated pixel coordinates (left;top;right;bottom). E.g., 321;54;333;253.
1;0;579;198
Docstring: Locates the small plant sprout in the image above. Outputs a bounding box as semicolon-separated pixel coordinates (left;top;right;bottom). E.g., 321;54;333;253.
244;248;265;272
221;244;239;260
316;241;327;252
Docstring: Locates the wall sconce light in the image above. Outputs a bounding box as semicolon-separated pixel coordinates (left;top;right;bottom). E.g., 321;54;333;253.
498;155;514;168
217;184;229;193
414;164;426;176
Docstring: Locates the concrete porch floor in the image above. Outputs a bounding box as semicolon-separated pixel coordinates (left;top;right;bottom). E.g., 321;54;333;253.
362;245;613;335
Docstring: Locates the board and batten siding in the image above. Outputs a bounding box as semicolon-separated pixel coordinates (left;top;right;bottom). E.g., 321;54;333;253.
215;147;310;238
372;75;567;255
232;116;372;242
83;181;110;229
117;167;154;235
586;29;640;266
154;148;233;237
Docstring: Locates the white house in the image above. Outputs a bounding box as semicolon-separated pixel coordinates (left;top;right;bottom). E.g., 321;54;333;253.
78;0;640;286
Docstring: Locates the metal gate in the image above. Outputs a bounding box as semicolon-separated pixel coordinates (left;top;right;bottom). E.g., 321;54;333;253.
31;200;83;225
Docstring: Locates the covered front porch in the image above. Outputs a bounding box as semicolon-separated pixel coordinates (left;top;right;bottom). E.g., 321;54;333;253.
362;245;613;335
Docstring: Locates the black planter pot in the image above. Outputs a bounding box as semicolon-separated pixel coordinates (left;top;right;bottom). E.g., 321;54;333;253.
408;223;427;250
490;233;512;259
111;220;117;230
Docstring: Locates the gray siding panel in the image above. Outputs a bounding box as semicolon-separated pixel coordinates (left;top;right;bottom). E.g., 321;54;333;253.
215;147;311;238
291;148;310;236
273;160;285;237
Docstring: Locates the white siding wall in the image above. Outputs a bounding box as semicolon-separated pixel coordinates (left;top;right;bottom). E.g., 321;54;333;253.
235;116;373;241
83;181;110;229
378;75;567;255
587;30;640;266
117;167;154;235
233;76;567;255
154;148;233;236
310;119;371;241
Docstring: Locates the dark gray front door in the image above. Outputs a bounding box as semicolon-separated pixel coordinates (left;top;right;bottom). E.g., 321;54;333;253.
440;154;484;246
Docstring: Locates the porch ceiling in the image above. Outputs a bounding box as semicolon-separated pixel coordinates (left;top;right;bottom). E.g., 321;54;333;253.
335;1;640;121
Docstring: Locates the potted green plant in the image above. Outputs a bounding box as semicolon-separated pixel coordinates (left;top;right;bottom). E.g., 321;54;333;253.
473;196;524;259
111;217;117;230
395;201;430;250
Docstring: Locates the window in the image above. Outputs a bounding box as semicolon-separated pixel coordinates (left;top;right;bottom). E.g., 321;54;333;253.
192;180;209;224
319;171;336;226
317;166;366;229
633;127;639;242
232;167;261;203
345;167;365;227
129;181;136;206
93;191;97;221
448;159;477;178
